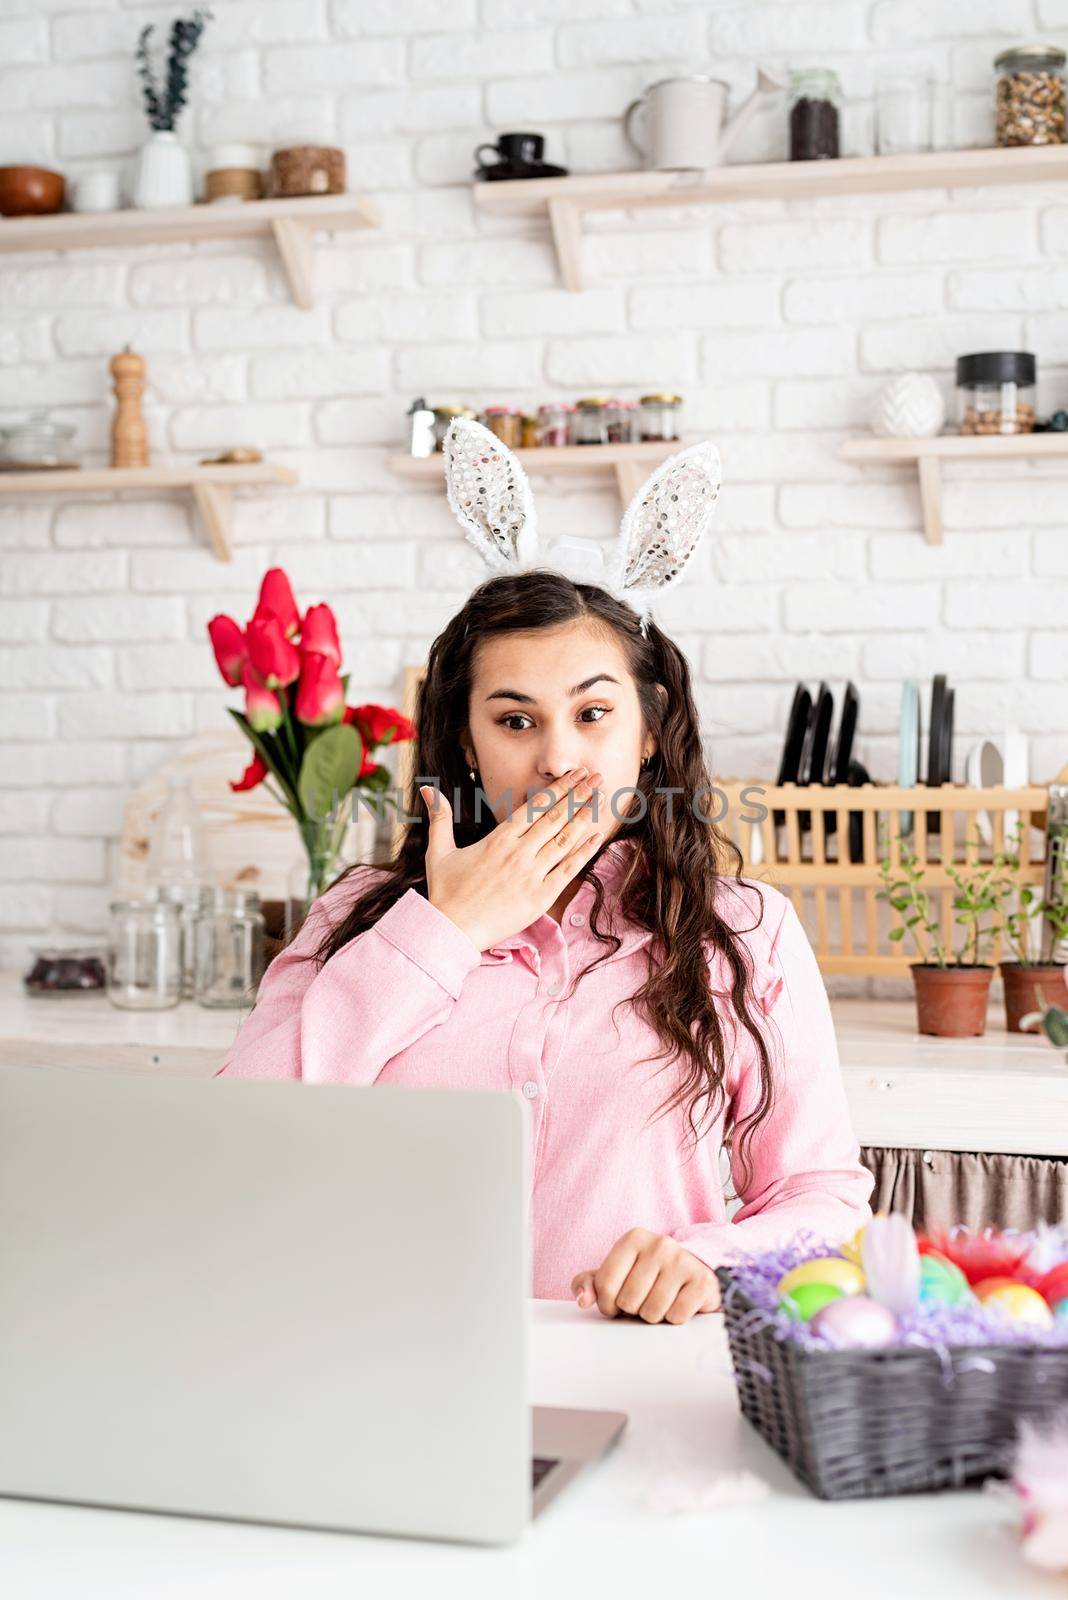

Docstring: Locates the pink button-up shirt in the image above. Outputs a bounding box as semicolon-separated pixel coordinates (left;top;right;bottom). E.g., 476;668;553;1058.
216;835;874;1298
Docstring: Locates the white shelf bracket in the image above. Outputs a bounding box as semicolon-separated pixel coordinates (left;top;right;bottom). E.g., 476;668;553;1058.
192;482;234;562
547;198;584;293
271;217;315;310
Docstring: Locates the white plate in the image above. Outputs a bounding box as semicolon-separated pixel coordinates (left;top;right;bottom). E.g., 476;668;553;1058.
966;738;1003;846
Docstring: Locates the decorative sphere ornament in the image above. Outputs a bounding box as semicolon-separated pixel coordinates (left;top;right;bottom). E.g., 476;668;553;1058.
870;373;945;438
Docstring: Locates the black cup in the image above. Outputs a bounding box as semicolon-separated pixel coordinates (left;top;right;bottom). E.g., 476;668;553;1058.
475;131;545;170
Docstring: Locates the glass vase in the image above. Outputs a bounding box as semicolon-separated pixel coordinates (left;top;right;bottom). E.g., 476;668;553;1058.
283;803;379;945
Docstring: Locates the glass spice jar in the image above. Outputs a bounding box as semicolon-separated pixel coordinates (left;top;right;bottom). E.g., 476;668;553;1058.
537;402;574;447
995;44;1066;146
481;404;523;448
788;68;842;160
106;898;183;1011
431;404;475;452
605;399;639;444
520;413;540;448
573;397;611;446
956;351;1036;435
639;393;682;442
193;887;266;1009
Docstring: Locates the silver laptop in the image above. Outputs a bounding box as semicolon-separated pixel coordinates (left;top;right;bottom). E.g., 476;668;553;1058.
0;1063;625;1546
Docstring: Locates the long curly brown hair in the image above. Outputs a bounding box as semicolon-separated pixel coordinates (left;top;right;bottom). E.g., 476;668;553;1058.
305;571;776;1188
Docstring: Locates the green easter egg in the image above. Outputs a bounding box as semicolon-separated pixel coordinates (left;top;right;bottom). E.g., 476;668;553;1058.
919;1255;969;1305
780;1283;845;1322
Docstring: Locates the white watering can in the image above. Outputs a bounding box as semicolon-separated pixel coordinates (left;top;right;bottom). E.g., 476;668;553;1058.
624;68;786;172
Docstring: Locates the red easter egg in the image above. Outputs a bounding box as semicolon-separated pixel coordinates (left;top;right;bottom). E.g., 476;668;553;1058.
1036;1262;1068;1306
973;1276;1021;1300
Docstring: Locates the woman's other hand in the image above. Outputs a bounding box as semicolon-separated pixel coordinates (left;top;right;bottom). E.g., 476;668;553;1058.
571;1229;722;1324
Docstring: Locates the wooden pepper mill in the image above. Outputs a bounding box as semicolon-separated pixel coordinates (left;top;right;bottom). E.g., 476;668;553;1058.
110;346;149;468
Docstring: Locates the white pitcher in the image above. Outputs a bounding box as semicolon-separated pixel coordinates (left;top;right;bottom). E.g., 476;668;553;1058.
624;68;785;172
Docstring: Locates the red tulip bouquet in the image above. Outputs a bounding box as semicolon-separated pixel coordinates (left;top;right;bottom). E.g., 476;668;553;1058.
208;567;414;911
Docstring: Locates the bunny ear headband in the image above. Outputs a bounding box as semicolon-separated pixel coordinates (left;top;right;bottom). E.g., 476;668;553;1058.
442;417;722;639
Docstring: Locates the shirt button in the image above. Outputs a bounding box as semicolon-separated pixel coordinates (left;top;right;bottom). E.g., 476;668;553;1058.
546;982;562;997
522;1080;539;1099
569;912;586;927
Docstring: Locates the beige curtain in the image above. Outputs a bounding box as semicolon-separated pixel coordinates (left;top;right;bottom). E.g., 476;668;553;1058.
860;1146;1068;1234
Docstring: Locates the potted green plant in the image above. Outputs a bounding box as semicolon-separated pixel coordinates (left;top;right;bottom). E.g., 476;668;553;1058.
991;825;1068;1033
877;833;1002;1037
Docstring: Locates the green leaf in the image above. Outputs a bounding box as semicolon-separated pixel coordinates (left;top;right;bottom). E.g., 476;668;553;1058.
227;707;299;813
888;928;905;942
298;722;359;825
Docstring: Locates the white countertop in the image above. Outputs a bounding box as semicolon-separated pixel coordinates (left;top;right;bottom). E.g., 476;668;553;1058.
0;1300;1045;1600
1;972;1064;1156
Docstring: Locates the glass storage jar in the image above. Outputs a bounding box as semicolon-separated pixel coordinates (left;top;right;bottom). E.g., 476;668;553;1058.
107;898;182;1010
788;68;841;160
520;413;540;448
639;393;682;442
23;946;107;995
956;351;1036;435
431;404;475;451
194;887;266;1009
573;397;610;446
537;402;574;447
0;408;79;470
995;44;1066;146
605;399;639;444
481;404;523;448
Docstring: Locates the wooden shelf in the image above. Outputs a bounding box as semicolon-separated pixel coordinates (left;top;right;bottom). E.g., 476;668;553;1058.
0;193;380;309
0;462;299;561
386;440;679;505
473;144;1068;290
839;432;1068;545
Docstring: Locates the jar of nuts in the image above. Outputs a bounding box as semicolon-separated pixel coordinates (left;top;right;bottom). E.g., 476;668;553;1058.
994;44;1066;146
481;404;523;448
956;351;1036;435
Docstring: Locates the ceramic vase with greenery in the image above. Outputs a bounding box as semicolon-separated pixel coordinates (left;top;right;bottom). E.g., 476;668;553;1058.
989;824;1068;1033
131;10;211;208
877;834;1001;1037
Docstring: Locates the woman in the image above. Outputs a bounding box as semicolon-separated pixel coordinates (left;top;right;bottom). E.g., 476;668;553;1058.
217;563;874;1325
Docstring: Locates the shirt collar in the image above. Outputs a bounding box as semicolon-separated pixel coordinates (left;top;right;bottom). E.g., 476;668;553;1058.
488;834;652;961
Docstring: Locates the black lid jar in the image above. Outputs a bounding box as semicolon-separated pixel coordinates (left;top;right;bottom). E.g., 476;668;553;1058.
956;350;1036;435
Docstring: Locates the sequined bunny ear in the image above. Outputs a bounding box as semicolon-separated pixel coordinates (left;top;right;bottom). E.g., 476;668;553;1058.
605;440;721;632
443;417;540;575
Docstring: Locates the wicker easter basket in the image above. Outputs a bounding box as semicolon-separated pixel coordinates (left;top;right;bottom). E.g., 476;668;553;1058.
715;1267;1068;1500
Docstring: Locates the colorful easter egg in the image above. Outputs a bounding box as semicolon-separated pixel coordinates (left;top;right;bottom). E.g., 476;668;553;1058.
780;1283;845;1322
981;1284;1054;1330
1037;1263;1068;1307
919;1254;969;1305
973;1276;1024;1300
811;1295;900;1349
777;1258;866;1299
840;1226;866;1267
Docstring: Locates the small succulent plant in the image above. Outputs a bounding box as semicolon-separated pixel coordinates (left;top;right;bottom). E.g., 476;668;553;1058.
136;10;212;133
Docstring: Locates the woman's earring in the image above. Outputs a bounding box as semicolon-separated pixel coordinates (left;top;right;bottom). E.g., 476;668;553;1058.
640;754;650;770
469;767;477;782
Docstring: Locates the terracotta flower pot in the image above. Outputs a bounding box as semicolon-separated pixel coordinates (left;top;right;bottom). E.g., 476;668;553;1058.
999;961;1067;1034
910;963;994;1038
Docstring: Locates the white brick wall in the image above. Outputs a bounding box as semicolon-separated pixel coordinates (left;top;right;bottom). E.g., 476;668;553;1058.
1;0;1067;967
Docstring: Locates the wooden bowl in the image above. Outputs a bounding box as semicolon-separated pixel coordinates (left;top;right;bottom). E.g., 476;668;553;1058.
0;166;65;216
